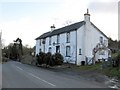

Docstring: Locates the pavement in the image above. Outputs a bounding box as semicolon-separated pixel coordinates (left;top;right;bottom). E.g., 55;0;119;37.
2;60;111;88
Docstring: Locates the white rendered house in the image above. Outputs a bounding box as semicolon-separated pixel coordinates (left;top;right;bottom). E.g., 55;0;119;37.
35;10;111;65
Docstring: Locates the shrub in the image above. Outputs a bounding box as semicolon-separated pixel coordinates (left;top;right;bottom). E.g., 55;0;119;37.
53;53;63;65
36;52;64;66
36;52;46;65
44;52;52;66
112;51;120;67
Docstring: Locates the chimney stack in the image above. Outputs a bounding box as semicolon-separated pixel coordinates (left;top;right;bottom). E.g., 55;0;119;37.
84;9;90;23
50;24;55;31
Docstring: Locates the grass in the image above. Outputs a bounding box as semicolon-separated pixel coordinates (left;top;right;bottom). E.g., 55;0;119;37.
21;54;35;65
102;67;120;78
78;62;102;71
75;62;120;78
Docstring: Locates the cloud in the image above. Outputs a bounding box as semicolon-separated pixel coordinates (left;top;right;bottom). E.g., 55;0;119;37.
88;1;118;14
1;17;54;47
0;0;118;47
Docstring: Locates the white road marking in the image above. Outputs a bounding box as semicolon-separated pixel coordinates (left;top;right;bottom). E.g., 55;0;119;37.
16;66;23;71
28;73;56;87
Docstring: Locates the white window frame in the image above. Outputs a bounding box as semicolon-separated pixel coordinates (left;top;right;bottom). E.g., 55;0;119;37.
48;47;52;53
66;32;70;43
39;39;41;46
100;36;103;44
66;46;70;57
57;34;60;44
49;37;51;45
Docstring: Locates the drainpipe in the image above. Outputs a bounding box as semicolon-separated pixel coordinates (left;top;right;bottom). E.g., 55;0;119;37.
75;29;77;65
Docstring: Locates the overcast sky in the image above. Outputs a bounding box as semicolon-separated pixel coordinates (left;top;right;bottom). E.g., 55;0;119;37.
0;0;119;47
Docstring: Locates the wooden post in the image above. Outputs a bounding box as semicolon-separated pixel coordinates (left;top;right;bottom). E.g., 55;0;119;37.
0;32;2;63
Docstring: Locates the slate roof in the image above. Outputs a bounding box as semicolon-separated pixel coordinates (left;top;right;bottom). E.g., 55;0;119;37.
35;31;51;40
35;21;85;40
35;20;108;40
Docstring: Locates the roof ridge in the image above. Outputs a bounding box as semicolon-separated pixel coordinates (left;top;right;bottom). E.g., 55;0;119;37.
53;21;84;32
36;21;85;40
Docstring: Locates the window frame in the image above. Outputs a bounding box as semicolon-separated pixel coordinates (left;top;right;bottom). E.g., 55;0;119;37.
100;36;103;44
57;34;60;44
39;39;41;46
79;48;82;55
39;48;42;53
99;50;105;55
66;46;70;57
49;37;51;45
66;32;70;43
48;47;52;53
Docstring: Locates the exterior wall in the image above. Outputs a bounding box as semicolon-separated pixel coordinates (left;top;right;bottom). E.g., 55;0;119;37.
76;22;108;65
35;40;40;55
85;24;108;61
36;17;108;65
49;31;77;64
76;25;85;65
65;31;77;64
51;35;57;54
36;31;77;64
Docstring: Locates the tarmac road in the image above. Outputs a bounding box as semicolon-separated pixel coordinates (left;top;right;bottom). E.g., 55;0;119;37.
2;61;110;88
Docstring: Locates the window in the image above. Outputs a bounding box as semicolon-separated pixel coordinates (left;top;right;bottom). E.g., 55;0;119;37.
66;46;70;57
79;49;82;55
48;47;52;53
57;34;60;44
100;36;103;44
49;37;51;45
42;38;46;44
66;32;70;43
99;50;105;55
104;40;107;46
39;39;41;46
39;48;42;53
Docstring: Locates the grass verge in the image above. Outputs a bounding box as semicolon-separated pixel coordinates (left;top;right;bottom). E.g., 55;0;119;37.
78;62;102;71
102;67;120;78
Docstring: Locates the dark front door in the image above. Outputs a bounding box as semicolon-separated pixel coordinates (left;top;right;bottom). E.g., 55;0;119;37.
56;46;60;53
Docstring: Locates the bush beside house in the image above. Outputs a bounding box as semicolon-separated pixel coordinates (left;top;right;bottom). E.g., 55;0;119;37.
36;52;63;67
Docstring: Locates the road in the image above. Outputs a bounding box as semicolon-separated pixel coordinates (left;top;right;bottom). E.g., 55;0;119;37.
2;61;109;88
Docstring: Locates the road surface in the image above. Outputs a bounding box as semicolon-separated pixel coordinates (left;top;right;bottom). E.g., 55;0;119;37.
2;61;109;88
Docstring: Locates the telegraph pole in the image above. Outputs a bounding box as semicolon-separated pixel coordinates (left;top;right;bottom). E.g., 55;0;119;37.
0;31;2;63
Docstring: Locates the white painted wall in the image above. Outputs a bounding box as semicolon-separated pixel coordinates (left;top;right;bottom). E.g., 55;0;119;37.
36;31;77;64
76;20;108;65
35;40;40;55
36;13;109;65
76;25;85;65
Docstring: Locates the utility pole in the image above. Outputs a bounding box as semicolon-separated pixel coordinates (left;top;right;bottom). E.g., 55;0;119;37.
0;31;2;63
